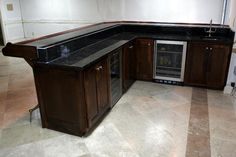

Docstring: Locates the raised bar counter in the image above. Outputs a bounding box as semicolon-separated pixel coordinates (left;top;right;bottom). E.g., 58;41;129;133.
2;21;235;136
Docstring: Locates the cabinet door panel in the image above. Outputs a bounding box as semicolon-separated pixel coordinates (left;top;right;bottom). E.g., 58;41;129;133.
207;45;231;89
84;66;99;126
36;69;82;124
96;59;110;111
122;42;136;92
130;45;136;81
184;42;208;86
136;39;154;81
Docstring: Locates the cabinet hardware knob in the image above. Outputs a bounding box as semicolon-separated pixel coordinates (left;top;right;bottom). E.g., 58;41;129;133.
129;46;133;49
206;47;209;50
96;66;103;71
210;48;213;51
148;43;151;46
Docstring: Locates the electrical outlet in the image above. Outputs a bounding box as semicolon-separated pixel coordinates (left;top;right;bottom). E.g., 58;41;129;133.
234;66;236;76
6;4;13;11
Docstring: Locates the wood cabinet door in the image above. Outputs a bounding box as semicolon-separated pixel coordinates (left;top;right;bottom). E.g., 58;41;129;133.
84;58;110;127
135;39;154;81
207;44;231;89
84;65;99;126
122;42;136;92
96;59;110;112
184;42;208;87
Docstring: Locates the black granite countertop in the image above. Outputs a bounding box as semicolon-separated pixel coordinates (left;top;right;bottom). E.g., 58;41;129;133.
22;22;232;48
46;34;234;69
50;33;136;69
25;23;119;48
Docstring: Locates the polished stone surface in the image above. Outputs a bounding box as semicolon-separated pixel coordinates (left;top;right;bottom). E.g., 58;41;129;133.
186;88;211;157
208;90;236;157
51;33;135;69
21;22;233;48
1;47;236;156
45;29;234;69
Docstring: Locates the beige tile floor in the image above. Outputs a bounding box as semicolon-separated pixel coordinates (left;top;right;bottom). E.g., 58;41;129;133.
1;46;236;157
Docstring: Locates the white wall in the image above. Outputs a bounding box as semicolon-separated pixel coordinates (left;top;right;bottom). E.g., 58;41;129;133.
0;0;106;42
20;0;104;38
109;0;225;24
101;0;124;22
228;0;236;30
0;0;230;43
0;0;24;42
227;53;236;84
225;0;236;88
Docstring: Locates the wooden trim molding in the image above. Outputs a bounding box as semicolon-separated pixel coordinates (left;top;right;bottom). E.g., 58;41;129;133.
2;42;38;59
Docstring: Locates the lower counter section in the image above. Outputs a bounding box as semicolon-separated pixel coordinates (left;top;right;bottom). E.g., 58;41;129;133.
34;55;112;136
34;65;90;136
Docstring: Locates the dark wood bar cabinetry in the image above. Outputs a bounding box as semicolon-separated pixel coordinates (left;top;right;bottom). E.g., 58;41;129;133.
34;57;111;136
122;41;136;93
110;49;123;106
34;66;87;136
135;39;154;81
84;58;111;128
184;41;232;89
2;22;234;136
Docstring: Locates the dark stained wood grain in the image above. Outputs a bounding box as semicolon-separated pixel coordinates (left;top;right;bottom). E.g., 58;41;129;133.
84;58;110;128
34;66;87;136
96;59;110;111
2;43;38;59
32;57;111;136
122;41;136;93
135;38;154;81
184;41;232;89
206;44;231;89
84;65;99;127
184;42;208;87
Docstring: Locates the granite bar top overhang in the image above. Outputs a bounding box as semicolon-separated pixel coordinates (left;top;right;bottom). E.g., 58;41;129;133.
20;21;235;48
9;21;235;69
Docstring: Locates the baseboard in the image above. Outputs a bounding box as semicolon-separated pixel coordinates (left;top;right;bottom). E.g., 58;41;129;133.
223;85;233;94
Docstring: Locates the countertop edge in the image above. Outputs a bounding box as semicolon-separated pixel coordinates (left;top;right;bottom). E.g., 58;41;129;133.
17;21;233;48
